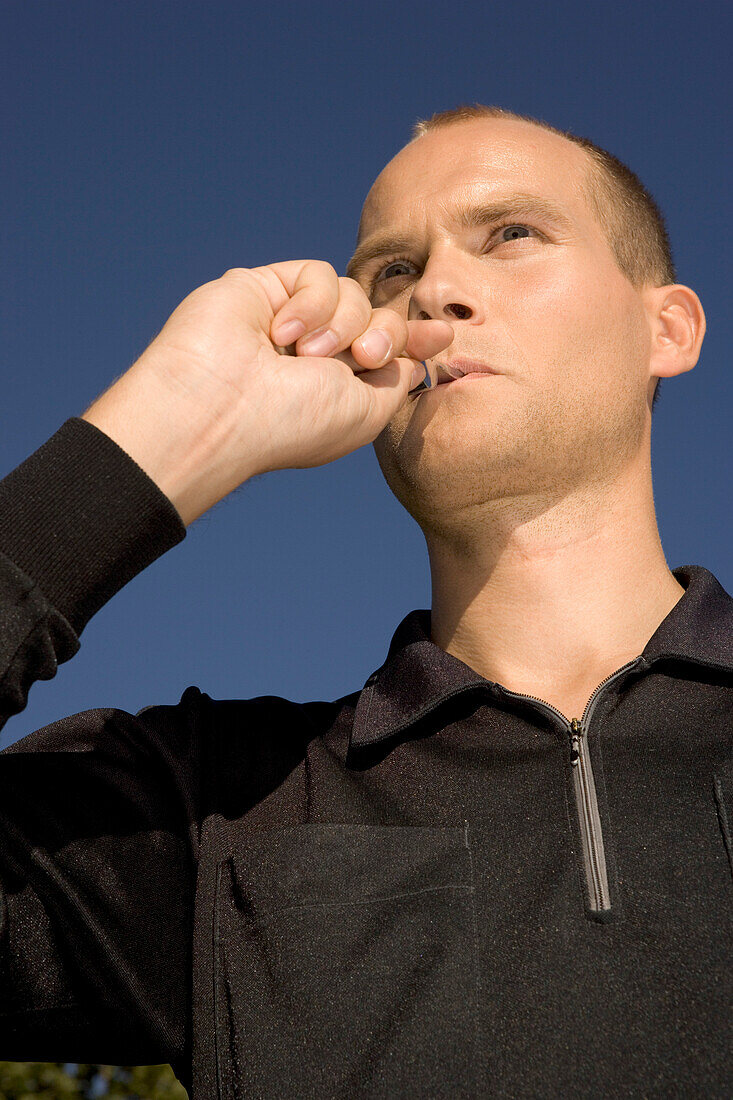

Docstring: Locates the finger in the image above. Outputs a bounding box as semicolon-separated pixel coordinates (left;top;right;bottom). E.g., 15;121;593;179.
347;309;454;373
404;319;454;364
327;316;448;389
264;260;341;347
365;319;452;390
348;306;409;370
356;356;431;429
294;276;373;360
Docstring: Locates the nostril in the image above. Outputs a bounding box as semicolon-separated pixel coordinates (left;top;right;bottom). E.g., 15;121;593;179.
447;304;471;320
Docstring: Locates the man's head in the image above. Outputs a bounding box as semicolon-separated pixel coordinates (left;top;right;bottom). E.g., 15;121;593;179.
345;106;704;531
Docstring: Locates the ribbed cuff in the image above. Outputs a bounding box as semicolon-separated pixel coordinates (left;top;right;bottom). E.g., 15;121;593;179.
0;418;187;636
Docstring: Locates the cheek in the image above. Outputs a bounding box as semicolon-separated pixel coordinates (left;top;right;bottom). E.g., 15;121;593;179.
515;267;641;385
521;263;596;335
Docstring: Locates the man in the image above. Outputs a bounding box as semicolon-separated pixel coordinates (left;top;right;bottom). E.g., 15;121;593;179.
346;106;703;721
0;104;729;1099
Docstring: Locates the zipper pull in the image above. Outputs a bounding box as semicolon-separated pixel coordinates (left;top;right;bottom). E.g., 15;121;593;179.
569;717;581;766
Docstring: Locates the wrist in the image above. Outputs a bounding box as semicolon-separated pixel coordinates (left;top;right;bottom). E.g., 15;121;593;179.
80;369;213;526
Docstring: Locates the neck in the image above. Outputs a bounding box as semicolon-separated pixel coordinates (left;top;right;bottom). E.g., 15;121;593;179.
427;457;684;711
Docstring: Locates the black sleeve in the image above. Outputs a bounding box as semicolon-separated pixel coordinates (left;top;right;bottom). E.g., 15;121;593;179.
0;418;201;1068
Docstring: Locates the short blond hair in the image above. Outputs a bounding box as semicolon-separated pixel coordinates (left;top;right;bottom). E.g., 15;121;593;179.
407;104;676;411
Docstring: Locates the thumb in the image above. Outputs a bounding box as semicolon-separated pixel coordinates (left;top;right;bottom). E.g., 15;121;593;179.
404;319;454;363
356;354;432;432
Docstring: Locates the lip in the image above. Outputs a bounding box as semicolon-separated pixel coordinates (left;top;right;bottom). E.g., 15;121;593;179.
435;358;500;383
449;372;499;383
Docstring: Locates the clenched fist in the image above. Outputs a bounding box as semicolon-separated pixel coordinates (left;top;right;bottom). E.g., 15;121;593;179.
82;260;453;525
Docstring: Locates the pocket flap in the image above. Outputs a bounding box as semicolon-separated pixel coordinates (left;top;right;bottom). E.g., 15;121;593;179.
227;823;472;910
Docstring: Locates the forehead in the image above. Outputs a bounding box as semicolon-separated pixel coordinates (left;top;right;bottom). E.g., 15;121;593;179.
358;118;595;243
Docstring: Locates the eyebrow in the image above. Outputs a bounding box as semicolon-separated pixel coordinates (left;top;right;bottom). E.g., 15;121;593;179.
345;193;574;284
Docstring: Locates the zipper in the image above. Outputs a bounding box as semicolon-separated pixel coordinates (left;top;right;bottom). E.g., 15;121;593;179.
496;656;646;914
568;716;610;910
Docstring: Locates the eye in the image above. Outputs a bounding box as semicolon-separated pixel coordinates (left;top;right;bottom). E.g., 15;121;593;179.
498;224;534;242
372;256;416;285
370;222;540;289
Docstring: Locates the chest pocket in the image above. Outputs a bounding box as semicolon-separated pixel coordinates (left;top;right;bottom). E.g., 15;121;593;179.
213;823;479;1100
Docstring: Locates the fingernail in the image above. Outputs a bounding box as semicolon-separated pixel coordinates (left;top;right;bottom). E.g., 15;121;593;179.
300;328;339;357
275;319;306;344
359;329;392;361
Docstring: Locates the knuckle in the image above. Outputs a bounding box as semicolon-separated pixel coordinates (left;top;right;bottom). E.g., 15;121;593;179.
302;261;339;310
303;286;337;317
311;259;338;279
334;277;373;331
341;274;370;300
371;307;408;345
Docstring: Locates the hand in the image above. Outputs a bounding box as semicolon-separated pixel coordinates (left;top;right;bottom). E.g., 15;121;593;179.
81;260;453;525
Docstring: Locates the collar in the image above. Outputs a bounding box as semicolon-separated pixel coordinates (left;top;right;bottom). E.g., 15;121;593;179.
350;565;733;750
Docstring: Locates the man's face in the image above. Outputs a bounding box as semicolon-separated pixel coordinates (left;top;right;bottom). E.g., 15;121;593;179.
347;119;655;526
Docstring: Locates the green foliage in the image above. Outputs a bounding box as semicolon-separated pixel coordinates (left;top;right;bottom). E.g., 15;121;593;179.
0;1062;188;1098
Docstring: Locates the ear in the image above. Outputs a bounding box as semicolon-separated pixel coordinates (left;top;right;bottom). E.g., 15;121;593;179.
644;284;706;381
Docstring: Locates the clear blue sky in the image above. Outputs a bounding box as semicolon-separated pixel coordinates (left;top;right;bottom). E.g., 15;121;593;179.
1;0;731;749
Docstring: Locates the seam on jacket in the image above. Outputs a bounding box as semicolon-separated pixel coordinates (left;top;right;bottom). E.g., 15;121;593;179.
0;876;6;942
213;859;225;1100
712;774;733;883
464;819;482;1098
251;881;474;914
361;677;377;732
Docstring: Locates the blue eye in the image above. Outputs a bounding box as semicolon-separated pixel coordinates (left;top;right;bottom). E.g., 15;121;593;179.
371;222;538;288
377;258;415;282
500;224;532;241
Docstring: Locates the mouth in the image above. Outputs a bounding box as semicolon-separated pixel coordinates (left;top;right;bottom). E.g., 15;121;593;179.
434;358;501;384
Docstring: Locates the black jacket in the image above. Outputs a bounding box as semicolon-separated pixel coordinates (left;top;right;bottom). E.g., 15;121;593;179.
0;417;731;1099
